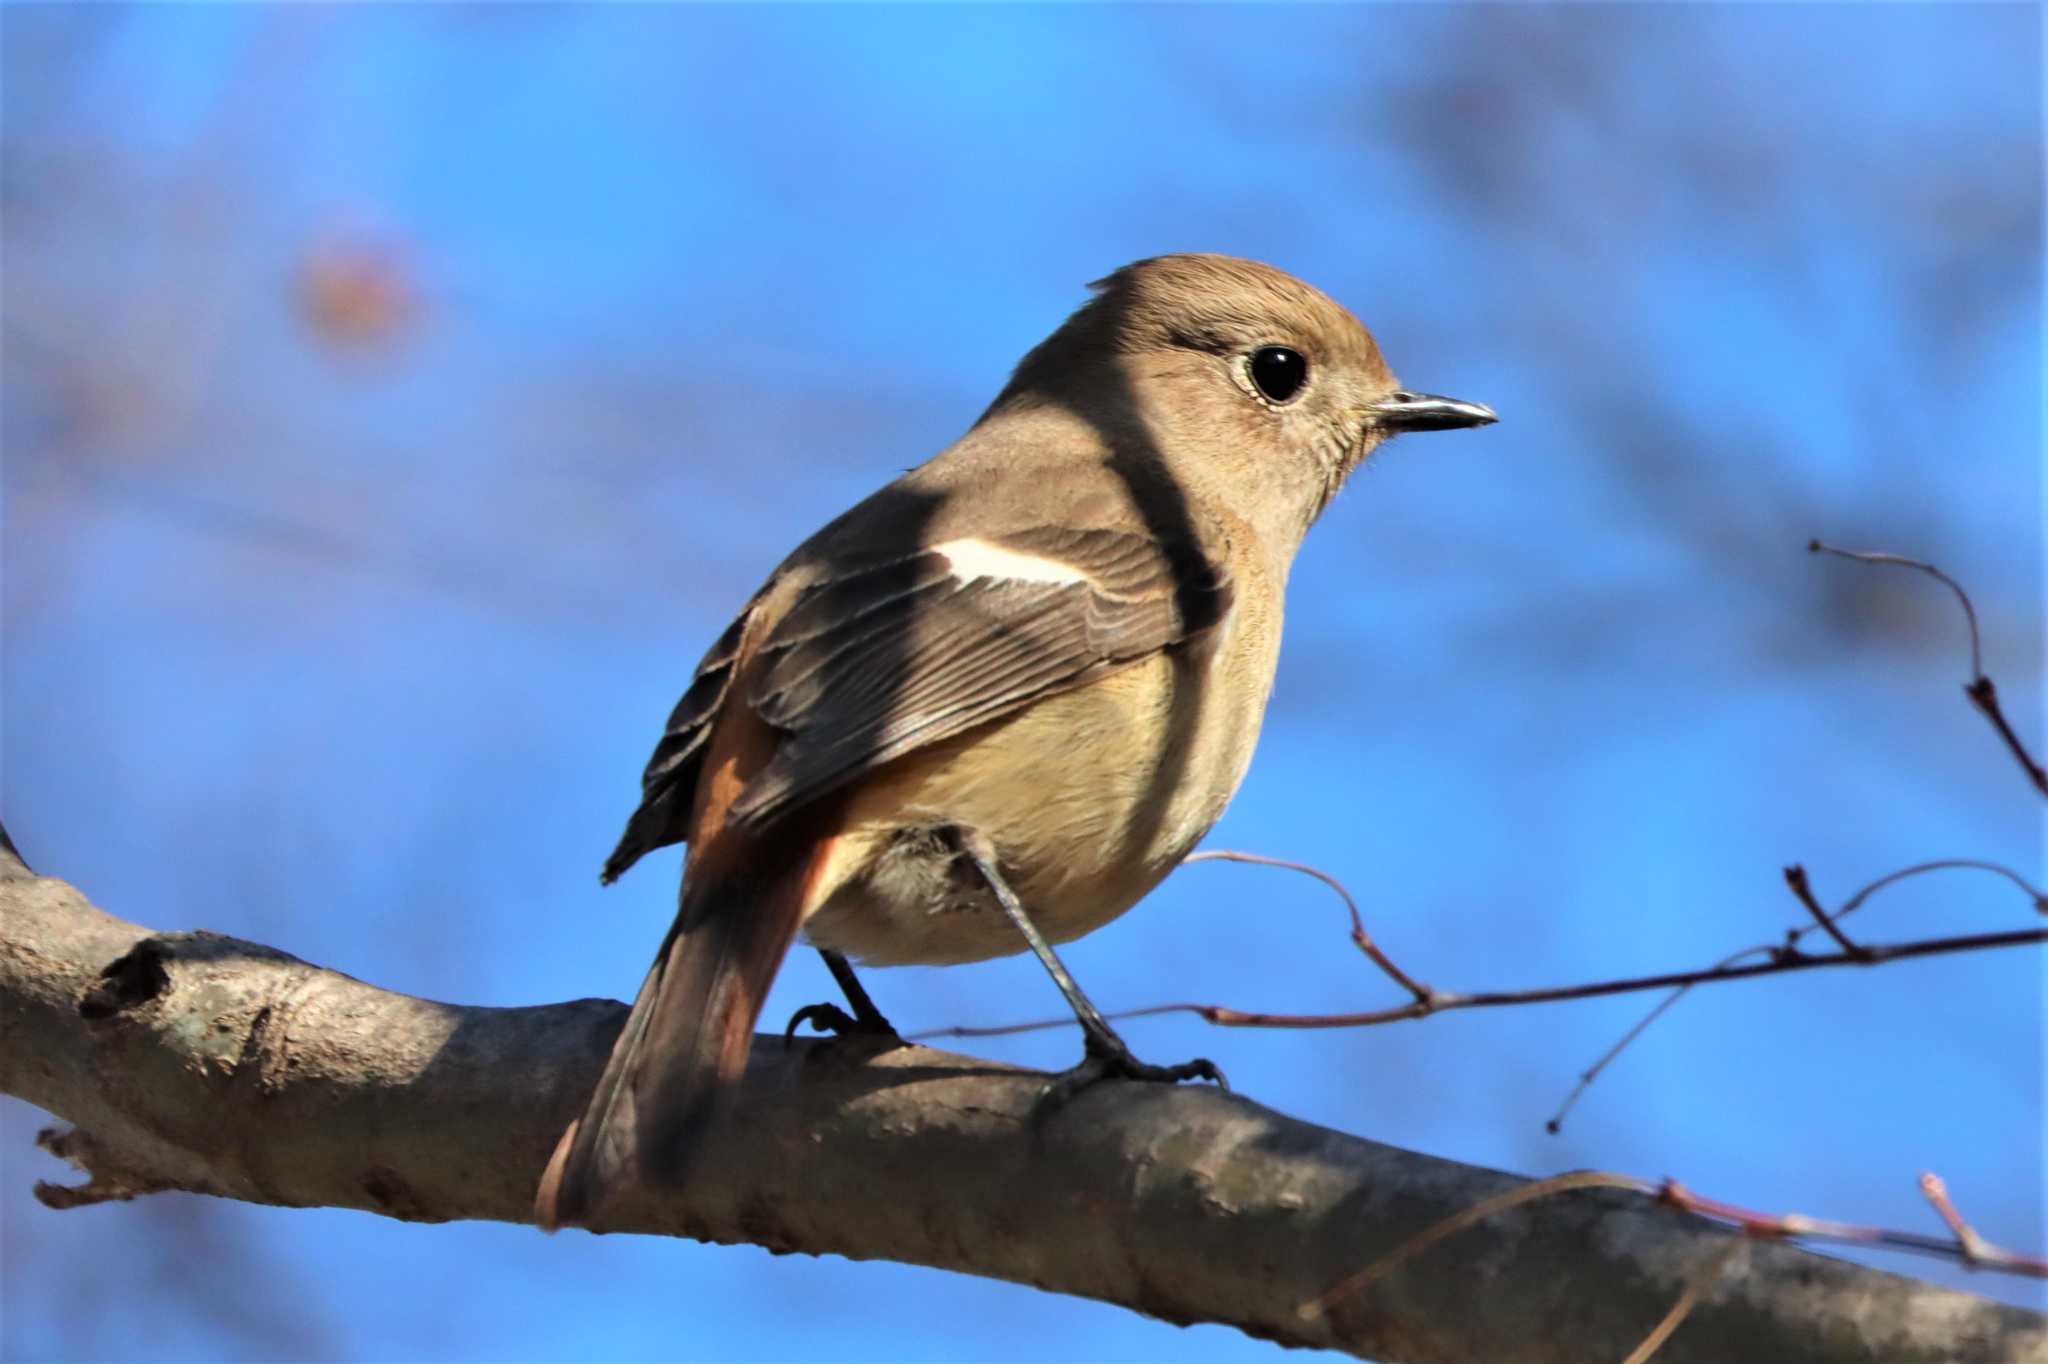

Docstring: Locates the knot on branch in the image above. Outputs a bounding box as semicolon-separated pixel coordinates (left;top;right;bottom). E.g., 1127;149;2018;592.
79;940;173;1020
33;1125;172;1209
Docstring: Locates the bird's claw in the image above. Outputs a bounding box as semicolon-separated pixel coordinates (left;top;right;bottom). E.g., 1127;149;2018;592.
784;1002;859;1043
783;1002;901;1048
1040;1034;1228;1106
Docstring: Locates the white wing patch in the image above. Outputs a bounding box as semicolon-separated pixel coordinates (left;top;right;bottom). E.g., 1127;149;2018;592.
934;538;1092;587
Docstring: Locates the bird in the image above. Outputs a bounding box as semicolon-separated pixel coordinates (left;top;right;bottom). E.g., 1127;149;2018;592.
535;253;1495;1229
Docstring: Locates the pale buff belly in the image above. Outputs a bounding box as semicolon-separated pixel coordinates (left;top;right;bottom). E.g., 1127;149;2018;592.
798;643;1269;967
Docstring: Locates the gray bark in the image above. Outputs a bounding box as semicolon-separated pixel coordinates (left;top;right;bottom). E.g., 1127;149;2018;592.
1;827;2037;1363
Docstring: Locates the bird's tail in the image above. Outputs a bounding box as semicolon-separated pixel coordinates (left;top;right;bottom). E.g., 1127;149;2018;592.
534;852;812;1230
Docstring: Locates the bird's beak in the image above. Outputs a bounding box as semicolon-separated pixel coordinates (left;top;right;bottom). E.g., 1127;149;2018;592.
1366;390;1498;433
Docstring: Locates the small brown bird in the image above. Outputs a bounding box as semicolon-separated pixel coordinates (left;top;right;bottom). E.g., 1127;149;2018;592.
536;254;1494;1228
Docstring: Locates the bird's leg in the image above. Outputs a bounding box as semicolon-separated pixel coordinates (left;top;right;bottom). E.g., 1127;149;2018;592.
946;826;1226;1101
785;949;899;1043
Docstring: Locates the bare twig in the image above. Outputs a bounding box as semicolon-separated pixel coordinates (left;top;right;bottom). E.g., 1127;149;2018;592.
1299;1172;1647;1321
1290;550;2044;1128
1809;540;2046;797
1184;850;1436;1003
1541;947;1766;1136
1546;858;2048;1131
1659;1176;2047;1279
1808;541;1984;677
1921;1173;2048;1276
1621;1240;1747;1364
916;924;2047;1040
1783;864;1869;958
1964;676;2048;797
1304;1163;2043;1344
919;849;2044;1146
1835;859;2048;921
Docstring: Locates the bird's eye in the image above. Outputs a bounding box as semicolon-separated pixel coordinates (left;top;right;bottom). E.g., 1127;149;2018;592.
1247;347;1307;404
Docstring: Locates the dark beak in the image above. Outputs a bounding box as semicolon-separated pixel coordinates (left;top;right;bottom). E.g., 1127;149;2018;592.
1367;390;1498;433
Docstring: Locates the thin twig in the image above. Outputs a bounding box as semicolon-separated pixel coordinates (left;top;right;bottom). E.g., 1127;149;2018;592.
1620;1239;1746;1364
911;924;2047;1040
1809;539;2046;797
1919;1173;2046;1275
1782;864;1868;958
1966;676;2048;797
1808;540;1984;678
1835;858;2048;920
1542;945;1772;1135
1659;1176;2048;1279
1184;850;1435;1003
1545;858;2048;1131
1304;1165;2046;1334
1923;1173;1994;1264
1660;1179;1950;1256
1298;1172;1646;1321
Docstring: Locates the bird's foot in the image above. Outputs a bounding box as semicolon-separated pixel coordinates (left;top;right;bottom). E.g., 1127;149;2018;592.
1041;1031;1227;1107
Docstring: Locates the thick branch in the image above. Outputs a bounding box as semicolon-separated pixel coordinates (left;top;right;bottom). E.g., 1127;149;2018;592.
1;837;2038;1363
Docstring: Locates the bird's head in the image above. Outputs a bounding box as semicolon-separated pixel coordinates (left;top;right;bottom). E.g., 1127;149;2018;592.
993;254;1496;540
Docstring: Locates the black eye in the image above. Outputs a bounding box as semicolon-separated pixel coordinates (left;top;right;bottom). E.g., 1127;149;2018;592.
1248;346;1307;403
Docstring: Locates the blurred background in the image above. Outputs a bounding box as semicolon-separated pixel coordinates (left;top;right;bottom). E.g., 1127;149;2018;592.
2;5;2041;1360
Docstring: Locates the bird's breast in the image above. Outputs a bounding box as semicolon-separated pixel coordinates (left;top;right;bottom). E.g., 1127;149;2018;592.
800;593;1283;966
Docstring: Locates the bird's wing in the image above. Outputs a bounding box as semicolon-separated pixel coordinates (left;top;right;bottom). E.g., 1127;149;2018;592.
601;525;1231;877
602;605;755;883
736;525;1230;832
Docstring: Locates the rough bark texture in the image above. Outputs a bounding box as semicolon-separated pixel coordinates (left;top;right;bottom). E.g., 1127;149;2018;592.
1;831;2038;1363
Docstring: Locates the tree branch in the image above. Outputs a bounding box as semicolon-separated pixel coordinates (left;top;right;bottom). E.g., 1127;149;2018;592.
1807;540;2048;798
1;830;2039;1363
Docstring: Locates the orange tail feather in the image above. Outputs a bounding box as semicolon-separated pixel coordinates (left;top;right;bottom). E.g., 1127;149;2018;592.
534;848;814;1230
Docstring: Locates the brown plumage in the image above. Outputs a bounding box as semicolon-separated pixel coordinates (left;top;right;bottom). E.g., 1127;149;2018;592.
535;255;1494;1229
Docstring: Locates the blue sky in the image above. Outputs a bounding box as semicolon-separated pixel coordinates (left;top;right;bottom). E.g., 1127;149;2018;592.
3;5;2041;1360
